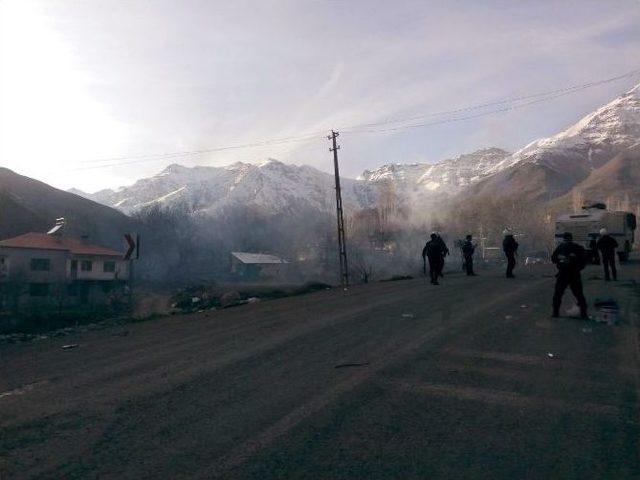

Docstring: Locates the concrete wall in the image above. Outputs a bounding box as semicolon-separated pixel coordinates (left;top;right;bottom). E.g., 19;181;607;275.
0;247;130;282
0;247;68;283
68;256;130;281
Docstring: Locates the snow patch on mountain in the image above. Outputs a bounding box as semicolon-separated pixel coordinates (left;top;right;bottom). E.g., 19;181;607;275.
74;159;374;216
489;83;640;174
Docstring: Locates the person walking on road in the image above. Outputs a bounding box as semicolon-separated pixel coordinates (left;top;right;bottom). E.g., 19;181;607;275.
434;233;449;278
502;229;519;278
551;232;588;319
596;228;618;281
462;234;477;276
422;233;446;285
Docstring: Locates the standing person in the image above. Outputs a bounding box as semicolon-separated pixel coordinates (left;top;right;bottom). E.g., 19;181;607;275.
435;233;449;278
461;234;477;276
502;229;519;278
422;233;445;285
596;228;618;281
551;232;588;319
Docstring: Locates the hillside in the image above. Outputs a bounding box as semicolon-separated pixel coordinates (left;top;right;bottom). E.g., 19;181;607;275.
466;84;640;205
550;146;640;211
0;168;134;248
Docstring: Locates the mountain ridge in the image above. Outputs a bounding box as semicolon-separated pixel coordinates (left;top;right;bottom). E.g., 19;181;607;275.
70;83;640;216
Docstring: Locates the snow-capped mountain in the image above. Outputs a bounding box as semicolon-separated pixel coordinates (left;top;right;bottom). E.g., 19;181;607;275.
76;160;374;215
72;83;640;216
467;83;640;201
489;83;640;177
361;147;510;192
73;149;510;216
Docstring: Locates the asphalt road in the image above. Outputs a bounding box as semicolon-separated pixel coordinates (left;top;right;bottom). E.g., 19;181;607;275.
1;262;639;479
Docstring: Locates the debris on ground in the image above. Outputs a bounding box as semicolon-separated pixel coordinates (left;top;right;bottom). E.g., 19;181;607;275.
520;305;528;309
220;291;242;308
565;304;581;317
334;362;369;369
582;327;592;333
505;315;513;320
191;297;201;304
547;352;555;358
247;297;261;304
594;298;620;325
61;344;79;350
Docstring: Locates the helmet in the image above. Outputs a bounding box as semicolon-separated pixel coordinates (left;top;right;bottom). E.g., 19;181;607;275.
502;229;511;236
599;228;607;235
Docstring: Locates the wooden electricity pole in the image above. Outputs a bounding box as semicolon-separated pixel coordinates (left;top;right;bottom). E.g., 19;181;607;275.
328;130;349;287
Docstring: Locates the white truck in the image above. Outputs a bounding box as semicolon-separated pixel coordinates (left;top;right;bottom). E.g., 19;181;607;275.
555;203;637;262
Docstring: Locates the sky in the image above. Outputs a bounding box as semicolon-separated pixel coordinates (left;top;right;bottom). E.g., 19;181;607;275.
1;0;639;192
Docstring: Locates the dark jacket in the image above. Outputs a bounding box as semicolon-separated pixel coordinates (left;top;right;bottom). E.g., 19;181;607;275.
503;235;518;255
552;241;587;273
596;235;618;255
423;240;445;259
462;240;475;257
435;236;449;256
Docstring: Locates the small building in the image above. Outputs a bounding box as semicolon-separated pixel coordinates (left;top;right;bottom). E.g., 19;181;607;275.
0;231;129;309
230;252;289;280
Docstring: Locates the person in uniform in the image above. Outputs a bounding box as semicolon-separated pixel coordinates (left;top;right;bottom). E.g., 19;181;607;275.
461;234;476;276
596;228;618;281
551;232;588;319
502;229;519;278
422;233;446;285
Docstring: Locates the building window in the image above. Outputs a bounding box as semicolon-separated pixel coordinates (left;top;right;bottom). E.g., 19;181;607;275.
29;283;49;297
30;258;50;271
81;260;93;272
103;261;116;273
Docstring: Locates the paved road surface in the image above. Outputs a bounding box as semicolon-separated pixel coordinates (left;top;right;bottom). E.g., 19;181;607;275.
1;264;639;479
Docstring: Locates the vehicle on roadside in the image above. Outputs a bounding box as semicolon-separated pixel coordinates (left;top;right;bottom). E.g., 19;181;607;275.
555;203;636;262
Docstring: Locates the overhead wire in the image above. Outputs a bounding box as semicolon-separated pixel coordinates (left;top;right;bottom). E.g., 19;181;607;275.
67;68;640;171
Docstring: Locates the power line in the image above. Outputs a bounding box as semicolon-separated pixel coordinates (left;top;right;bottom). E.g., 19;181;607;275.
70;134;324;171
344;87;598;135
67;68;639;171
339;69;640;132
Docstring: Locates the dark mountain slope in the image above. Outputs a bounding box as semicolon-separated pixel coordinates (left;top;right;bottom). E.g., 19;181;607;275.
0;168;134;248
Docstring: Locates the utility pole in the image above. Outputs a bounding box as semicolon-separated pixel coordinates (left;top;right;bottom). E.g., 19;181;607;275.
328;130;349;287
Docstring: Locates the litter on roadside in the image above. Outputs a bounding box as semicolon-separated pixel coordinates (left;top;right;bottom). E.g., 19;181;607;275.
520;305;528;309
565;304;581;317
61;344;79;350
594;298;620;325
547;352;555;358
505;315;513;320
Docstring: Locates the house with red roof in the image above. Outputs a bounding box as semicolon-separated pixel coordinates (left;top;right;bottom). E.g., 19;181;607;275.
0;222;129;308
